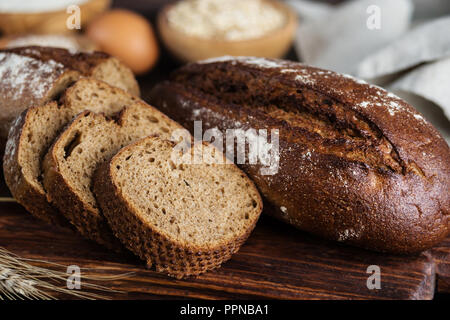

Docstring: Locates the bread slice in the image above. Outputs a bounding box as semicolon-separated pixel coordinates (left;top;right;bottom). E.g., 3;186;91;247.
5;46;140;96
61;77;139;112
3;78;137;226
93;137;263;278
42;102;182;248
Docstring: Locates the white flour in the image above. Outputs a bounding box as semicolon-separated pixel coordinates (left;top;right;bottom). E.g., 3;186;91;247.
0;52;64;101
167;0;286;41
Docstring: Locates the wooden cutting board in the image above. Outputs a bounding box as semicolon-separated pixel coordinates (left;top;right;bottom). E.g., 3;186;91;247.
0;179;448;300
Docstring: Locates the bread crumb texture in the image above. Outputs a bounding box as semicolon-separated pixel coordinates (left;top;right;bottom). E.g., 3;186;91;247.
95;137;262;278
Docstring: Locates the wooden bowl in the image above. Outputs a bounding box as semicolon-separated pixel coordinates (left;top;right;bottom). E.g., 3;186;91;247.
0;34;99;51
0;0;111;35
157;0;298;63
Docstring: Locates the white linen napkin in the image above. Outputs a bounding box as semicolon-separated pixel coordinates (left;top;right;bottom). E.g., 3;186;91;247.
356;17;450;79
289;0;413;74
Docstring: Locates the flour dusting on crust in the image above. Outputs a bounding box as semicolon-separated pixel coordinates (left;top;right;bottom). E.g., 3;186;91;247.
199;56;429;125
0;52;65;100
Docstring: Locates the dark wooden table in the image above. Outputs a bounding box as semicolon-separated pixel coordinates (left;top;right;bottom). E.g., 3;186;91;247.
0;0;448;300
1;179;449;300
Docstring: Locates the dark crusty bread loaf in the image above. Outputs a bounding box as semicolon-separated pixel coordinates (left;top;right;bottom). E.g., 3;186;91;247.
0;46;139;157
150;56;450;254
93;136;262;278
42;102;182;248
3;78;137;226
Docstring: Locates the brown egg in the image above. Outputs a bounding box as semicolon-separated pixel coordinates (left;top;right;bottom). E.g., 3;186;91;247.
0;37;9;49
86;9;159;74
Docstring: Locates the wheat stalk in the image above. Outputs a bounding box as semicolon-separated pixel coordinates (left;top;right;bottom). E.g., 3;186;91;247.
0;247;134;300
0;197;15;203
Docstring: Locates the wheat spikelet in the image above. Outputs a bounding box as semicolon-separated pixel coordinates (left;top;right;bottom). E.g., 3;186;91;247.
0;247;134;300
0;267;51;300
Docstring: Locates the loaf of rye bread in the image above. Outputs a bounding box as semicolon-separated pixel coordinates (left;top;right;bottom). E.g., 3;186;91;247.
0;46;139;157
150;56;450;254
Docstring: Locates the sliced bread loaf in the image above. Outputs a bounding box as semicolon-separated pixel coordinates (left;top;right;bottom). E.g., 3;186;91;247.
93;137;263;278
0;46;139;157
42;102;182;248
3;78;137;226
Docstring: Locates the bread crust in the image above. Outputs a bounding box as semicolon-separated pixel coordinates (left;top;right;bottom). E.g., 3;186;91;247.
93;138;262;278
149;57;450;254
